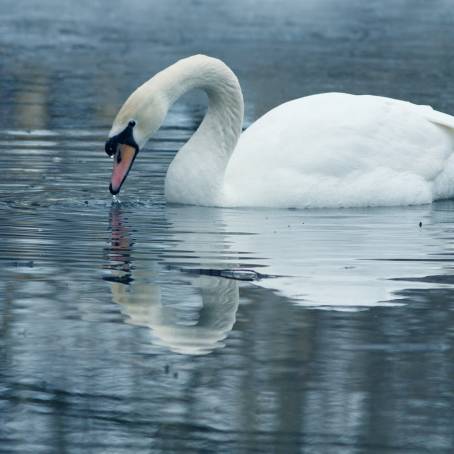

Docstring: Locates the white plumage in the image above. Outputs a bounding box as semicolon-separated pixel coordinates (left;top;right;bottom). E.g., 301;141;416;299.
224;93;454;207
108;55;454;208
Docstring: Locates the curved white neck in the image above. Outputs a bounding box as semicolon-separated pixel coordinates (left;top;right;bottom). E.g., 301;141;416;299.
156;56;244;205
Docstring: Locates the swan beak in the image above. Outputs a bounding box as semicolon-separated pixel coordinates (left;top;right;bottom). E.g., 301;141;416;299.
109;144;138;195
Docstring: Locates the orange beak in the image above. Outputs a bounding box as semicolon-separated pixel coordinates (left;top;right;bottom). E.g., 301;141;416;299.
109;144;138;195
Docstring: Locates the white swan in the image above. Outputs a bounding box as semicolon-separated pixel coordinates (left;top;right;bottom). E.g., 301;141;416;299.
105;54;454;208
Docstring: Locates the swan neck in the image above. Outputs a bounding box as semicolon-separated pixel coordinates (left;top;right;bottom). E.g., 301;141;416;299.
159;56;244;206
159;56;243;121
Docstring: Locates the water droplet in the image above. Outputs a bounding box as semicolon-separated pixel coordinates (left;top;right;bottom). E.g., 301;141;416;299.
112;195;121;204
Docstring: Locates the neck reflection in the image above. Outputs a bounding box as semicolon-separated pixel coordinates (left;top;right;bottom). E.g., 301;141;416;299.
104;205;239;355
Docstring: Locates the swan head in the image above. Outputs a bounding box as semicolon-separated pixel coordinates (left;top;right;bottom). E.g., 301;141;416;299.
105;89;167;195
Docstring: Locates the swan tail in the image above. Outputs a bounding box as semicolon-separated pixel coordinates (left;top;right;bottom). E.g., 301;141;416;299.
423;106;454;129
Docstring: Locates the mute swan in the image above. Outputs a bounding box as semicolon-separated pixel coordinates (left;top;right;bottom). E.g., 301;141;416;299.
105;55;454;208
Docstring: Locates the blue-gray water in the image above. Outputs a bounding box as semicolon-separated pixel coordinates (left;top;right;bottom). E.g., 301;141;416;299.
2;1;454;452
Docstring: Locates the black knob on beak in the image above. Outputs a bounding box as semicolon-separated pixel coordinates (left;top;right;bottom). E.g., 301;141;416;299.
105;121;137;157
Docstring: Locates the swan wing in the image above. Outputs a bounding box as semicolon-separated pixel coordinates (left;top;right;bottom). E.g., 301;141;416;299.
422;105;454;130
224;93;454;208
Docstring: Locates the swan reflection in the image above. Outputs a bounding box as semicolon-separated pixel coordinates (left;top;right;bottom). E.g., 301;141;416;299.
105;206;239;355
105;201;446;327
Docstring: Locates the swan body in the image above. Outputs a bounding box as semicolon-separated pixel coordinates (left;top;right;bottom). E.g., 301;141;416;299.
106;55;454;208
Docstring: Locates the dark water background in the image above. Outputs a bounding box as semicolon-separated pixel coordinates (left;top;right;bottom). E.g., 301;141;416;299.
2;1;454;452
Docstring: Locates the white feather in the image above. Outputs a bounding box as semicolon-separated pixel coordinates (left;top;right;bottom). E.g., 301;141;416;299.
111;56;454;208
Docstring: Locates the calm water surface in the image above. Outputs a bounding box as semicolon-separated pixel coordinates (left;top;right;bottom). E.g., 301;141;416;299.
2;1;454;452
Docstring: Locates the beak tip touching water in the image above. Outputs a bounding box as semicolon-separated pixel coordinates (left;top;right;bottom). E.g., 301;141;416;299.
109;183;120;195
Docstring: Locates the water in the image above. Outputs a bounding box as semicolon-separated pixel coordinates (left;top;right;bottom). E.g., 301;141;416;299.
2;1;454;452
